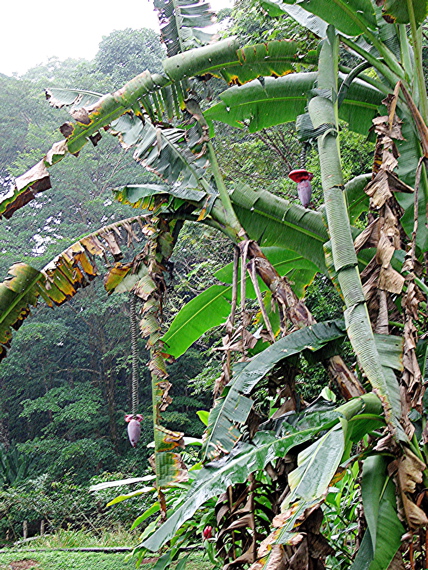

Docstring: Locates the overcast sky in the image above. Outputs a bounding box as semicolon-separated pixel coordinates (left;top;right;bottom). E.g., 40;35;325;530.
0;0;231;76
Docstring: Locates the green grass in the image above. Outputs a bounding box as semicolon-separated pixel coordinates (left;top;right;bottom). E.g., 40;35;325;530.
0;551;214;570
16;528;139;549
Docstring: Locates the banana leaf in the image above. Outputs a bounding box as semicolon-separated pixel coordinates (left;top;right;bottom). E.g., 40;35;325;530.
230;183;328;273
161;247;319;359
46;88;103;110
154;0;215;57
351;455;405;569
142;428;328;552
380;0;428;25
260;0;377;37
395;118;428;251
0;216;148;363
0;264;43;362
205;72;384;136
163;38;316;84
203;320;347;460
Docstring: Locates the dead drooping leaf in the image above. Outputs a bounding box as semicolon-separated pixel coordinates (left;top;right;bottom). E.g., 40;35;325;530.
354;219;380;252
157;380;173;410
98;231;123;261
376;233;395;268
401;494;428;528
396;449;428;528
398;449;425;493
378;265;405;294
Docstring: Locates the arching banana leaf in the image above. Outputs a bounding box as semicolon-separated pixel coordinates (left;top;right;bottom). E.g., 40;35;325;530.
115;180;330;272
205;72;384;135
204;72;384;134
163;38;316;84
1;39;318;221
0;216;148;363
161;247;319;359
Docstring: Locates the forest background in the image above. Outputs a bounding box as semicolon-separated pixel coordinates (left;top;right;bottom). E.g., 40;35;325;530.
0;0;374;546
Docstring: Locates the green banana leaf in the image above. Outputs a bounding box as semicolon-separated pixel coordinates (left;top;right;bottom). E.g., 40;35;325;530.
205;72;384;135
351;455;405;569
1;37;315;221
286;423;346;507
343;174;371;223
106;486;155;507
203;320;347;460
374;333;404;372
215;246;318;298
380;0;428;25
161;284;232;359
162;247;319;359
259;398;383;566
115;115;210;190
142;427;328;552
163;38;316;84
260;0;377;36
230;183;329;273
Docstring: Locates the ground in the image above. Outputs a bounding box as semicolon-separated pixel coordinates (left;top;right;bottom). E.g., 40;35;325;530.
0;551;214;570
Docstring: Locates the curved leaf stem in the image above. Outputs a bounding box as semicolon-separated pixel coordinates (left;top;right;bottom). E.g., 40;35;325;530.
340;35;405;89
207;141;247;241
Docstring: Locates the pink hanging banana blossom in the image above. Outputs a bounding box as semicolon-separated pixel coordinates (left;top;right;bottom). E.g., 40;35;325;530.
125;414;143;447
288;169;314;208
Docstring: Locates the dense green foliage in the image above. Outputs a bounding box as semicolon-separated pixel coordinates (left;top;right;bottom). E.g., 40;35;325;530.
2;0;428;568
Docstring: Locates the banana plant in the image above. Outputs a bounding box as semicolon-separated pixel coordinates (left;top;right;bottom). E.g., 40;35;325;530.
1;0;428;567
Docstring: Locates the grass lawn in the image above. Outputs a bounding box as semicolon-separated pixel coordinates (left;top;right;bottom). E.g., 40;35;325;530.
0;551;214;570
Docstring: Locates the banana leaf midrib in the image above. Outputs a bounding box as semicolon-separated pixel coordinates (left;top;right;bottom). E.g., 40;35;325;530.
342;99;379;110
195;58;297;75
211;95;381;113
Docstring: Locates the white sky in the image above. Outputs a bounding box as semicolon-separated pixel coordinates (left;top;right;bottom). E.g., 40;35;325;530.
0;0;231;76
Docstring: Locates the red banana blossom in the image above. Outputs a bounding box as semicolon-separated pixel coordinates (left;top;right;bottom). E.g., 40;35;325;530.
288;169;314;208
125;414;143;447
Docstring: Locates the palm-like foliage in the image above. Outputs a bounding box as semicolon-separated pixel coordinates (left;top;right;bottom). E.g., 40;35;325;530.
1;0;428;568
